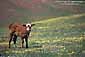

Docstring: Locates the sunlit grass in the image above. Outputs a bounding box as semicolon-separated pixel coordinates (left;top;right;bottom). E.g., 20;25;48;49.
32;13;85;24
0;37;82;55
0;38;82;57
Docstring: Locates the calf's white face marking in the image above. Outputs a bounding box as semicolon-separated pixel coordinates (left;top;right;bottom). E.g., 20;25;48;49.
26;23;31;27
26;27;30;31
26;23;31;31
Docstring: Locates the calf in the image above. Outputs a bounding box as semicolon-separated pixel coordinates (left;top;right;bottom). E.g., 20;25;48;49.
9;23;35;48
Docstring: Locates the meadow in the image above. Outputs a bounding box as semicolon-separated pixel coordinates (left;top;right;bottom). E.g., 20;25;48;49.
0;13;85;57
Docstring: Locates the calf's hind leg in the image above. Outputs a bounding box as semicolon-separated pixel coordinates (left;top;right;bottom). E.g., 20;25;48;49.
13;34;17;47
9;33;13;48
21;38;24;48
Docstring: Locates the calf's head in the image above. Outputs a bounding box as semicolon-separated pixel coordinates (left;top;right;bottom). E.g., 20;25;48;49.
26;23;35;31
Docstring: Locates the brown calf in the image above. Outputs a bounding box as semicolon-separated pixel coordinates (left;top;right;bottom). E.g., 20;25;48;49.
9;23;35;48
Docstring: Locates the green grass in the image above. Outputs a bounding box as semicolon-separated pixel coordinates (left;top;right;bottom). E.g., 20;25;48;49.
0;37;82;57
0;13;85;57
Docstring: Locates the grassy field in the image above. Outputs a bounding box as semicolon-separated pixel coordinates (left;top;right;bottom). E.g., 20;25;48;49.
0;13;85;57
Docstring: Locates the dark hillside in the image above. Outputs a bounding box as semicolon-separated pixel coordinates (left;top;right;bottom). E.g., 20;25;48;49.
0;0;85;27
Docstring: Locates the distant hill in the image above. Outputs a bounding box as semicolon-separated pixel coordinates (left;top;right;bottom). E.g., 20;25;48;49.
0;0;85;27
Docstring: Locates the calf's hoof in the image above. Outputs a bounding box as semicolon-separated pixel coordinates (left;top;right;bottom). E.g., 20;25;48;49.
9;46;10;48
26;46;28;48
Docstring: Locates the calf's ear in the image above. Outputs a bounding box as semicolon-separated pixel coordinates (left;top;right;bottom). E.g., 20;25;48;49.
31;24;35;27
22;24;26;27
